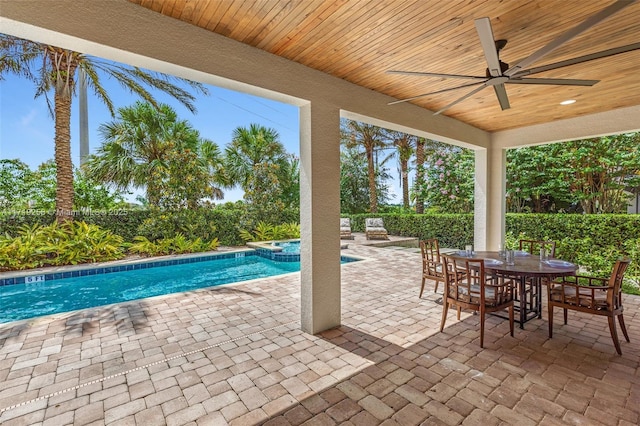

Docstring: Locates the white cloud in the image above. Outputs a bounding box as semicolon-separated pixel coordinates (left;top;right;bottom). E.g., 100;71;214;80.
19;109;38;127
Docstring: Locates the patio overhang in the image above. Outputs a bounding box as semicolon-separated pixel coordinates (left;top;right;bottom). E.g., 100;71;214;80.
1;0;639;334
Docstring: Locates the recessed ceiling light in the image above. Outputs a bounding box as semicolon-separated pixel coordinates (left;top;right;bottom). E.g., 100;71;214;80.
560;99;576;105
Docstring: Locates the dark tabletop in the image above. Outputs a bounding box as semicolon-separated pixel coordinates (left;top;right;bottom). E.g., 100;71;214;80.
447;250;578;278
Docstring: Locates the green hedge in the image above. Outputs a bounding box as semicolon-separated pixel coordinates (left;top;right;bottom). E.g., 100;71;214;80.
0;210;149;241
2;208;638;291
344;212;640;292
0;205;300;247
348;213;473;248
346;213;640;251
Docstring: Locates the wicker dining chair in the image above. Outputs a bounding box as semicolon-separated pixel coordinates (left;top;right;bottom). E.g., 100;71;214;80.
440;255;515;348
519;239;556;257
420;239;444;296
547;258;631;355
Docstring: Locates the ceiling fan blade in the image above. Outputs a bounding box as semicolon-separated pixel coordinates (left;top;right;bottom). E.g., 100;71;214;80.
387;81;486;105
507;77;599;86
475;17;503;76
387;70;486;80
504;0;635;77
434;84;488;115
513;42;640;77
493;84;510;110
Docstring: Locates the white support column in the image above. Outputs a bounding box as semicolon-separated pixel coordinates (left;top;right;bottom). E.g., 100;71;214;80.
474;146;506;251
299;102;341;334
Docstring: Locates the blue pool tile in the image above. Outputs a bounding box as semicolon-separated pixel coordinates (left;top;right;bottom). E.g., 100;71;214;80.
1;248;358;289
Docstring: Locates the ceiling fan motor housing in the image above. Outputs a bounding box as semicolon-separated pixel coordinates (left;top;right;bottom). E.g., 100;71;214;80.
486;60;509;78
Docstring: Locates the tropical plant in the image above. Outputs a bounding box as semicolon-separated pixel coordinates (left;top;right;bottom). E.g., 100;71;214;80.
506;133;640;213
562;134;640;213
340;147;371;214
388;132;416;210
0;34;207;222
414;138;425;214
278;155;300;209
506;144;573;213
224;123;288;193
0;159;32;208
136;208;218;242
0;221;125;271
340;119;391;213
416;146;475;213
0;159;124;210
243;162;287;227
85;102;224;208
129;234;219;256
239;221;300;242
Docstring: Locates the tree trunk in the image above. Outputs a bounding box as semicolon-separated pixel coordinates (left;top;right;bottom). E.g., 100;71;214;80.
401;161;409;210
367;147;377;213
54;85;75;223
415;138;425;214
48;48;78;223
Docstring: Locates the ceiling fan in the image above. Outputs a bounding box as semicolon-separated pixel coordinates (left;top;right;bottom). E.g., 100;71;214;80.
387;0;640;115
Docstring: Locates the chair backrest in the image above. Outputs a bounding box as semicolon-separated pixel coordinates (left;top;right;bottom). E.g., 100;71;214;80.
340;218;351;228
420;239;441;276
519;239;556;257
442;256;486;306
442;256;513;307
608;257;632;307
366;218;385;228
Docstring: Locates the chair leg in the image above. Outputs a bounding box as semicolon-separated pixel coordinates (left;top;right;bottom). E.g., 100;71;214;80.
456;306;461;321
480;308;485;348
548;304;554;338
618;314;630;343
607;316;622;355
434;279;439;294
440;300;449;332
563;308;568;325
509;305;514;337
419;276;426;298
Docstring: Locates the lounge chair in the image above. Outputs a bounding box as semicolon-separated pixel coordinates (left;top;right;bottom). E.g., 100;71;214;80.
365;218;388;240
340;218;352;240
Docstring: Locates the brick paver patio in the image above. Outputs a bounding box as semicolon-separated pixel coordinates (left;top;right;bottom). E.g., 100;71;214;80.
1;243;639;425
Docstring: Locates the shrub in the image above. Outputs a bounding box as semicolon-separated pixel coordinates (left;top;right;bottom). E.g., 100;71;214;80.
128;235;219;257
136;209;218;242
0;221;125;271
239;222;301;242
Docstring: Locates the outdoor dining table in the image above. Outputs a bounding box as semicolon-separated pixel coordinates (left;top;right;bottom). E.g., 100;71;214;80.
448;250;578;329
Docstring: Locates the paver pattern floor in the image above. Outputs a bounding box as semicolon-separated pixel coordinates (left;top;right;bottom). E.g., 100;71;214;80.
1;242;639;425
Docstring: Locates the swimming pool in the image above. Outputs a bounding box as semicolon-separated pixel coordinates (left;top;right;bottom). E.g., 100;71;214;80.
0;251;359;324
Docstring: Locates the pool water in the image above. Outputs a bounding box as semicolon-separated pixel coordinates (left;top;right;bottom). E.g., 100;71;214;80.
0;254;302;324
273;240;301;253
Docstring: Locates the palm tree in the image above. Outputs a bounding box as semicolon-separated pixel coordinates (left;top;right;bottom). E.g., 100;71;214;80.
415;138;426;214
224;123;287;193
84;102;224;208
0;34;207;222
341;119;389;213
388;132;416;210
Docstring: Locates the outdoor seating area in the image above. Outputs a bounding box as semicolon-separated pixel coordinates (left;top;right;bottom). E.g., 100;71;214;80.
1;242;639;425
365;217;389;240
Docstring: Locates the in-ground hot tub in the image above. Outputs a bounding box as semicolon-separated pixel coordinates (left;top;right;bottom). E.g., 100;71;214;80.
246;239;350;262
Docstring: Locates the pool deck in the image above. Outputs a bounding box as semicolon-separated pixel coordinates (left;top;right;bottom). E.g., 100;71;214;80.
1;240;640;425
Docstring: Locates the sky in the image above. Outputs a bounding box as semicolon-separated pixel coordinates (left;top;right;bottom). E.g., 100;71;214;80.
0;51;401;204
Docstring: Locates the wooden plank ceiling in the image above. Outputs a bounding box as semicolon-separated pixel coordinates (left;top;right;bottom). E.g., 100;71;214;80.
129;0;640;133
